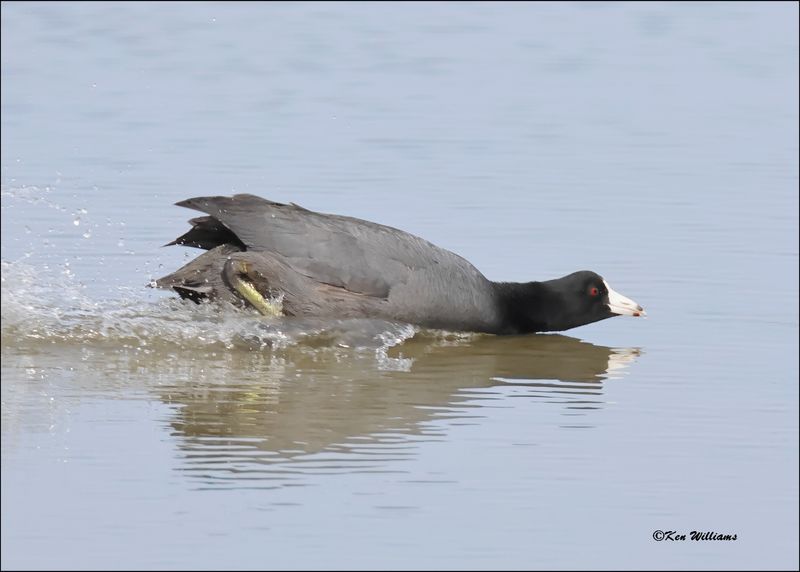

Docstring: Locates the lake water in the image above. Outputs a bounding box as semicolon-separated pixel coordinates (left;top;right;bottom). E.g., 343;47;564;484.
1;3;798;570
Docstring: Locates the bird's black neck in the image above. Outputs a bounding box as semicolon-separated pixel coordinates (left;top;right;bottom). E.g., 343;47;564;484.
492;281;559;335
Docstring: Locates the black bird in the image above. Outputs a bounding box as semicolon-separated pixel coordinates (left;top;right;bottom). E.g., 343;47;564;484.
155;194;645;334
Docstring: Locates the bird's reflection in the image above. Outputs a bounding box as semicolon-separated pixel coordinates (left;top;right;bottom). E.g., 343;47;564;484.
155;330;641;488
2;317;641;489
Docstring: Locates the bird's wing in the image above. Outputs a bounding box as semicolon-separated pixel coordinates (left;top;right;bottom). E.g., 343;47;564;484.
174;194;485;299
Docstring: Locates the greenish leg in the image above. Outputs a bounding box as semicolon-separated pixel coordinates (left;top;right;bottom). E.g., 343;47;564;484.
225;259;283;317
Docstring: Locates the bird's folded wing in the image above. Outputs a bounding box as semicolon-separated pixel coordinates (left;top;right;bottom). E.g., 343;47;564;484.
175;194;483;299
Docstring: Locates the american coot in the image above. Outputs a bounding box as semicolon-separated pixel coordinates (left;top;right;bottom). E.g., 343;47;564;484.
155;194;645;334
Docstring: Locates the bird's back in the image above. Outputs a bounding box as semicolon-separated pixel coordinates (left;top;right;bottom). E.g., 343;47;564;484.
167;195;502;331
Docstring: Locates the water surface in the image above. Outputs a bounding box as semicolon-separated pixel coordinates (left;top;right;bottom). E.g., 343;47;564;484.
2;3;798;570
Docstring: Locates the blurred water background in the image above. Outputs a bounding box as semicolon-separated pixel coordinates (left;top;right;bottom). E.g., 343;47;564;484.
2;2;798;569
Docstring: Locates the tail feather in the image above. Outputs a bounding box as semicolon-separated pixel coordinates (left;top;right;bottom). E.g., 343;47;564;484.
153;244;242;305
164;215;246;250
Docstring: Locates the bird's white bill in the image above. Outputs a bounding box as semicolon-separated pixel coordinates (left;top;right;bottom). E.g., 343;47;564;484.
603;280;646;317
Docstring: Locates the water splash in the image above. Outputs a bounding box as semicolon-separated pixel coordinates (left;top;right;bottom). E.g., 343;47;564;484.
0;260;420;361
0;183;66;212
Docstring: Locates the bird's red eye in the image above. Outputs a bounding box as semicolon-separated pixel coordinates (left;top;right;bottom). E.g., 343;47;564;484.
589;287;599;297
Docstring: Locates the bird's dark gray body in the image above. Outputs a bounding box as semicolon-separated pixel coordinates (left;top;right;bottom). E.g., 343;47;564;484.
156;195;503;332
